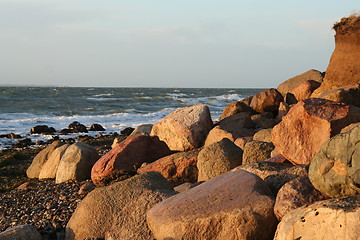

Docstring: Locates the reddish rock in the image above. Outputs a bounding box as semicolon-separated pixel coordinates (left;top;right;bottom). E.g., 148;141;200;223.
290;80;321;101
271;98;360;165
219;101;256;120
318;83;360;107
277;69;324;96
91;135;172;186
137;148;201;186
250;88;284;113
274;176;329;220
253;128;272;143
204;113;255;146
150;104;213;151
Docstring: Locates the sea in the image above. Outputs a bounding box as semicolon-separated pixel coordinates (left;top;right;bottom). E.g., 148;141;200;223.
0;87;264;149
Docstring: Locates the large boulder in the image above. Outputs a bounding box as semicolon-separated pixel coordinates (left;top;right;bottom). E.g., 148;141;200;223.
236;161;308;195
0;224;42;240
242;140;274;164
271;98;360;165
26;141;64;179
312;15;360;96
197;138;243;181
66;172;176;240
204;113;254;146
289;80;321;101
274;176;328;220
219;100;256;120
274;196;360;240
318;83;360;108
147;169;278;240
55;142;99;183
309;124;360;198
277;69;324;96
91;135;171;186
137;148;201;186
250;88;284;113
38;144;70;180
150;104;213;151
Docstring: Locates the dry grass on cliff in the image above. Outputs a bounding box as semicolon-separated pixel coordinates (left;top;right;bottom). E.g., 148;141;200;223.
333;12;360;34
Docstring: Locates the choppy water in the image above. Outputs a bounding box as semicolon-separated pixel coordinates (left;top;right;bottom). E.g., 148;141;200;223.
0;87;263;149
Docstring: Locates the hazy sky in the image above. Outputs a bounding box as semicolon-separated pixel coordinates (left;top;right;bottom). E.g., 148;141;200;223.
0;0;358;88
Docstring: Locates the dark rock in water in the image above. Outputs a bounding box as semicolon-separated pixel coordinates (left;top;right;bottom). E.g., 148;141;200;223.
68;121;88;133
89;123;105;131
0;133;22;139
12;138;33;148
30;125;56;135
120;127;135;136
60;128;73;134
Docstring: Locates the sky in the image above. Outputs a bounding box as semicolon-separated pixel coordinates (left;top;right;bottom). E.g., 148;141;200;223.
0;0;358;88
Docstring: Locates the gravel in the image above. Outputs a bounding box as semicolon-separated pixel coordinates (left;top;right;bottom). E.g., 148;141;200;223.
0;179;89;240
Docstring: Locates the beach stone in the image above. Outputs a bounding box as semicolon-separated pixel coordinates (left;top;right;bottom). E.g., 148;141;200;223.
38;144;70;180
0;224;42;240
235;161;308;195
253;128;272;142
318;83;360;108
250;88;284;113
68;121;88;133
242;140;274;164
219;101;256;120
277;69;324;96
55;142;99;184
197;138;243;181
66;172;176;240
290;80;321;101
150;104;213;151
309;124;360;198
312;15;360;96
91;135;171;186
147;169;277;240
271;98;360;165
274;176;328;220
30;125;56;134
251;112;277;129
26;141;64;179
89;123;105;131
204;112;254;146
137;148;200;186
129;124;153;137
274;196;360;240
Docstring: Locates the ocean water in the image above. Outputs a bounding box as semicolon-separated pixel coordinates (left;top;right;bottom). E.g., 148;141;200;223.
0;87;264;149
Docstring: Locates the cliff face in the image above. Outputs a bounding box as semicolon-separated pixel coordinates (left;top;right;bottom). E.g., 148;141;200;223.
313;15;360;96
